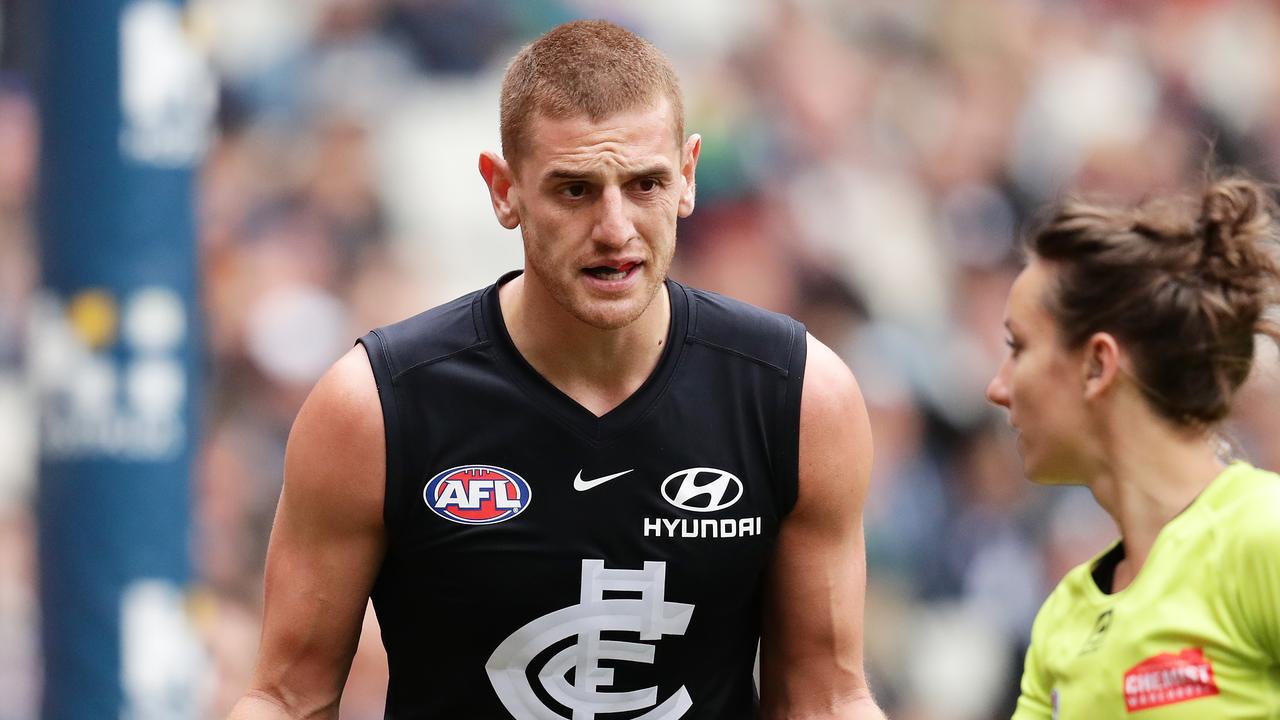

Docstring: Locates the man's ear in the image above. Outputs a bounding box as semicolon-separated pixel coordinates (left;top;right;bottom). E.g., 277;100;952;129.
1082;332;1121;400
678;133;701;218
479;151;520;229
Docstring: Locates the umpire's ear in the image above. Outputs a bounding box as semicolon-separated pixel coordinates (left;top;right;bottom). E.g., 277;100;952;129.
1082;331;1121;401
480;152;520;230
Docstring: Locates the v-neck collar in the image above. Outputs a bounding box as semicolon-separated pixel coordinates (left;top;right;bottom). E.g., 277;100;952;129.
479;270;688;445
1082;461;1249;600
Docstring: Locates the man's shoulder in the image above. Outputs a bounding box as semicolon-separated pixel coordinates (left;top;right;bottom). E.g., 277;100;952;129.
360;286;489;380
678;281;806;375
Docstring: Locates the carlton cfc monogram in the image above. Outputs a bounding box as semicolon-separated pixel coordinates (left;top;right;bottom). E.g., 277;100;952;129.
487;559;695;720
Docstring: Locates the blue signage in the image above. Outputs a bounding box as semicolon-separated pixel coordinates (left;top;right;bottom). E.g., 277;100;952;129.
34;1;215;717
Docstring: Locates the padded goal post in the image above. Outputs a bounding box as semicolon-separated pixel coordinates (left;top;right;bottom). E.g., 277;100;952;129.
34;0;214;717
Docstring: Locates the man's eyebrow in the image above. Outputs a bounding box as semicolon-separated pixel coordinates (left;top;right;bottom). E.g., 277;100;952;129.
544;169;592;181
627;164;675;179
542;164;674;182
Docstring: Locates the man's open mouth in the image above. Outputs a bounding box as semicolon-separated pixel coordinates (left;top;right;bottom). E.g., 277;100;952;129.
584;261;640;281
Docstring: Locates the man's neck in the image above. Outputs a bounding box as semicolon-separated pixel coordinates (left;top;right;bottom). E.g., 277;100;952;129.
498;272;671;417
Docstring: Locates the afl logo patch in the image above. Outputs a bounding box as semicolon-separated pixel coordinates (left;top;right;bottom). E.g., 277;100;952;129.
424;465;531;525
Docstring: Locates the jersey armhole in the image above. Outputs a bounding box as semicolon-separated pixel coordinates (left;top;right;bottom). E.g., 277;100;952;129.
358;330;405;541
771;320;806;516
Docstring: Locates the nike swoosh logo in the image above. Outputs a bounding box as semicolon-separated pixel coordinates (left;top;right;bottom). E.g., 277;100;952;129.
573;469;635;491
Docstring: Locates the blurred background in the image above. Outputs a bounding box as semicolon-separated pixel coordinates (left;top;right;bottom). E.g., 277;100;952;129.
2;0;1280;718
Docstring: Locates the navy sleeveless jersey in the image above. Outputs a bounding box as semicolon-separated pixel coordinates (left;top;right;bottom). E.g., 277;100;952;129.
358;272;807;720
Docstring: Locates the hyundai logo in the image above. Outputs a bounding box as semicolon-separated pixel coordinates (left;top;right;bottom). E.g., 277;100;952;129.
660;468;743;512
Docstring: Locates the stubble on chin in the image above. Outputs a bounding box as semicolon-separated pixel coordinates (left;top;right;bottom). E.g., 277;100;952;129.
569;274;663;330
520;228;672;331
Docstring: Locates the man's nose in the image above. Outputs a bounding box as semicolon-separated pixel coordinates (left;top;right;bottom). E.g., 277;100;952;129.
592;186;636;247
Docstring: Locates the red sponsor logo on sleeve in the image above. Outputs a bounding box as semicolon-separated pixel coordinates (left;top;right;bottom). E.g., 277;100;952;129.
1123;647;1219;712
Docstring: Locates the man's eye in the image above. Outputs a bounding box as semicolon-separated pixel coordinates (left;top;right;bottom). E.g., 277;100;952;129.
635;178;660;192
562;183;587;198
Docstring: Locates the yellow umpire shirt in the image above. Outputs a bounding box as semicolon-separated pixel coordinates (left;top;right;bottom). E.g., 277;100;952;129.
1013;462;1280;719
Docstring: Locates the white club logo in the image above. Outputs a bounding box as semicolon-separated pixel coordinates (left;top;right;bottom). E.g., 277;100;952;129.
31;286;188;460
119;0;216;166
660;468;743;513
486;560;695;720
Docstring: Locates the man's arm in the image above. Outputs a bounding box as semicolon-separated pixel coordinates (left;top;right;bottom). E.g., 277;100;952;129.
227;345;387;719
759;334;887;720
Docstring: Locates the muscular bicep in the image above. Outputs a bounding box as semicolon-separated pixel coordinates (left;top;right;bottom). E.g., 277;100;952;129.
236;345;387;718
759;334;883;719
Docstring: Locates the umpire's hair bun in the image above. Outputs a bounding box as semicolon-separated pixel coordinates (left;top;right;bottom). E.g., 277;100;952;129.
1028;175;1280;426
1197;178;1279;296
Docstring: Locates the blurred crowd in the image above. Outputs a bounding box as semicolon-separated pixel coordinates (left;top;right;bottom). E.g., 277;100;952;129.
3;0;1280;718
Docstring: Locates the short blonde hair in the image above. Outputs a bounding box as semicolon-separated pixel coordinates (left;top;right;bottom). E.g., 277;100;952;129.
499;20;685;169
